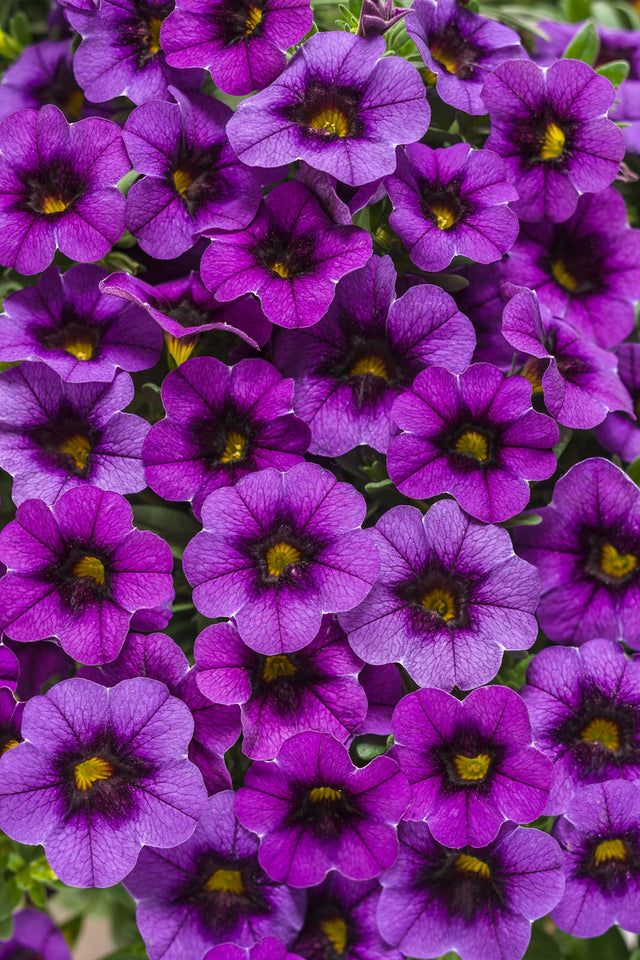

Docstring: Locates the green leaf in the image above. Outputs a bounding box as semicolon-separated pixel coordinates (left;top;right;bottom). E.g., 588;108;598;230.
596;59;630;87
0;914;12;941
566;0;592;21
580;927;629;960
563;20;598;66
0;28;21;59
8;11;30;47
502;512;542;529
364;477;394;493
524;924;562;960
627;455;640;487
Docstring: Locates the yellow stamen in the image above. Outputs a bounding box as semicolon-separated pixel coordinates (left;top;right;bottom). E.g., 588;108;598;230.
455;854;490;878
521;358;545;394
551;259;579;293
244;5;262;33
270;261;290;278
219;430;246;464
2;739;19;754
74;757;113;790
64;89;84;121
265;542;301;577
453;753;491;781
454;430;489;462
308;107;349;138
165;332;198;367
429;202;457;231
430;43;458;75
421;587;456;621
58;333;95;361
204;868;245;894
594;839;627;865
320;917;348;955
540;123;566;161
41;196;69;215
600;542;637;579
581;717;620;752
72;555;105;586
348;354;389;379
173;167;192;196
58;433;91;471
147;17;162;55
421;67;439;87
309;786;342;803
262;654;297;682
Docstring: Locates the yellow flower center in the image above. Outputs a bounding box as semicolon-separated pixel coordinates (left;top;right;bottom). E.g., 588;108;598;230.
270;261;290;278
594;839;627;865
308;106;349;138
600;542;637;579
320;917;348;955
1;739;19;754
58;332;95;361
521;358;545;394
165;332;198;367
429;202;458;231
430;42;458;75
551;259;579;292
74;757;113;790
581;717;620;751
308;786;342;803
58;433;91;471
64;89;85;121
72;555;105;586
244;5;262;33
348;354;389;379
265;542;301;577
204;868;245;894
455;854;490;878
219;430;246;464
173;167;193;197
453;430;489;462
539;123;566;161
421;67;439;86
421;587;457;621
262;654;297;682
147;17;162;54
453;753;491;781
41;196;69;215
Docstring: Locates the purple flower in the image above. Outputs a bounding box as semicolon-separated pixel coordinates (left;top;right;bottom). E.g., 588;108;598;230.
0;106;129;275
551;780;640;937
514;458;640;647
5;637;75;701
595;344;640;461
124;790;306;959
142;356;310;520
356;664;403;736
0;264;162;383
386;144;519;272
406;0;524;115
162;0;313;96
387;363;558;523
483;58;624;223
0;677;206;887
0;487;173;664
272;254;475;456
206;941;303;960
392;685;554;848
456;258;516;370
0;364;149;506
502;285;632;430
194;616;366;760
225;32;430;186
123;90;265;259
295;162;386;225
340;500;539;691
378;820;564;960
0;643;19;693
0;909;70;960
183;463;379;654
0;40;95;122
357;0;405;38
200;181;372;330
521;638;640;813
235;731;409;886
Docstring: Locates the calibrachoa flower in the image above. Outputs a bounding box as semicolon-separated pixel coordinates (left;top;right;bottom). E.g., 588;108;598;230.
392;685;554;848
0;486;173;664
273;255;475;456
503;188;640;349
0;909;71;960
142;356;310;520
5;637;75;701
200;181;372;330
123;90;265;259
162;0;313;96
0;40;91;121
124;790;306;958
225;31;430;186
386;144;519;273
0;363;149;506
406;0;524;115
595;344;640;461
356;663;403;736
378;821;564;960
387;363;558;523
514;458;640;647
296;162;386;225
551;780;640;937
235;731;409;886
0;264;162;383
340;500;540;691
483;58;624;223
194;616;367;760
0;105;129;275
0;677;207;887
456;258;517;369
521;639;640;813
183;462;379;654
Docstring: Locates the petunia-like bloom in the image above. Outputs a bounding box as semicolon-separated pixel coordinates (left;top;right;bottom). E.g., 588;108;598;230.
595;344;640;462
0;486;173;664
272;255;475;457
406;0;523;115
0;908;71;960
162;0;313;96
387;363;558;523
514;458;640;648
502;285;632;430
0;363;149;506
0;264;162;383
183;462;379;654
456;258;517;370
123;90;265;259
521;638;640;814
356;664;403;736
0;105;129;275
194;616;367;760
4;636;74;701
225;32;430;186
340;500;539;691
0;676;207;887
483;58;624;223
378;820;564;960
0;40;96;122
392;685;554;848
235;731;409;886
551;780;640;937
66;0;204;106
503;188;640;349
142;356;310;520
386;144;519;273
125;790;306;959
200;181;372;330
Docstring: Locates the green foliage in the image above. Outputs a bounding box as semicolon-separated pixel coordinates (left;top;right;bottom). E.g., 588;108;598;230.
562;20;598;65
596;60;631;87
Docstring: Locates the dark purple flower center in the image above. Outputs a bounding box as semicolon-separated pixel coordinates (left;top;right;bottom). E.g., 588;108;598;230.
119;1;172;68
584;533;639;588
22;166;84;218
4;950;43;960
431;726;504;795
213;0;266;43
30;409;97;478
447;424;494;465
52;544;112;610
420;178;466;231
243;522;319;586
326;333;404;408
400;568;470;630
289;782;357;837
250;651;323;714
429;22;480;79
252;227;317;279
0;722;20;756
190;405;252;470
37;318;103;362
32;56;85;122
576;830;640;893
418;846;503;921
177;850;271;935
293;903;351;959
283;81;364;140
170;144;228;215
